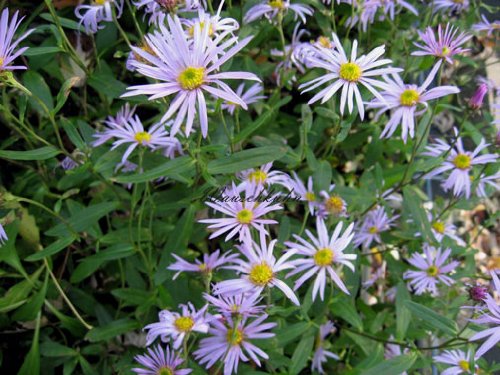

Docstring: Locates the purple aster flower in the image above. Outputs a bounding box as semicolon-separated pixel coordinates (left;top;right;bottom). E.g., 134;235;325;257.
285;218;356;300
94;114;180;164
0;223;7;246
0;8;33;72
122;15;260;138
434;349;475;375
354;207;399;249
92;103;137;146
59;151;85;171
221;83;266;115
403;244;459;296
369;61;459;142
270;23;310;77
144;303;211;349
213;231;300;305
193;314;276;375
167;249;239;279
347;0;418;32
317;185;348;218
299;32;402;120
311;321;340;374
425;211;465;247
474;172;500;198
423;131;498;198
75;0;124;34
203;292;266;318
432;0;469;14
285;172;318;215
469;271;500;359
468;83;488;110
183;6;239;39
237;162;289;190
412;23;472;64
133;345;192;375
468;284;489;303
473;15;500;37
243;0;313;24
385;335;408;373
198;183;282;242
133;0;205;24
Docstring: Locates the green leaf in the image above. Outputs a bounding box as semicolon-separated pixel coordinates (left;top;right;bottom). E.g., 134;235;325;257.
276;322;312;347
52;77;80;115
40;341;77;357
396;281;411;340
39;13;85;32
23;70;54;112
87;62;127;99
23;47;63;56
289;334;315;375
85;319;139;342
363;353;417;375
18;312;41;375
0;146;61;161
114;156;195;183
207;146;287;174
333;296;363;330
25;237;77;261
12;274;48;322
313;160;332;193
405;301;458;335
111;288;151;306
45;201;120;237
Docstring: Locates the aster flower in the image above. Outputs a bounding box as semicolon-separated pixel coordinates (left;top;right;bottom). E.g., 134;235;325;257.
132;345;192;375
94;115;180;164
59;150;85;171
403;244;459;296
412;24;472;64
424;212;465;246
193;314;276;375
354;206;399;249
221;83;266;115
468;83;488;110
0;8;33;73
423;132;498;198
285;218;356;301
133;0;204;24
122;15;259;138
474;172;500;198
144;303;211;349
469;271;500;359
473;15;500;37
183;6;239;40
213;231;300;305
317;185;348;218
167;249;239;279
237;163;289;190
384;336;408;374
311;321;340;374
299;32;402;120
203;292;266;318
243;0;313;24
0;224;7;246
198;183;282;242
286;172;318;215
434;349;475;375
432;0;469;14
368;61;460;142
75;0;124;34
92;103;137;147
270;23;310;76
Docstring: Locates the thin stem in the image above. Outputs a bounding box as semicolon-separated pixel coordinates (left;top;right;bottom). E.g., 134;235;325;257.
220;107;234;153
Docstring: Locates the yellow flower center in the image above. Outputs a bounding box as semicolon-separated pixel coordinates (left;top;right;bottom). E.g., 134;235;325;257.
157;368;173;375
226;328;244;346
441;46;451;56
305;192;316;202
452;0;464;3
339;62;362;82
248;170;268;184
400;89;420;106
174;316;194;332
249;262;273;286
0;57;4;67
325;196;344;214
318;36;331;49
93;0;107;4
178;67;205;90
236;209;254;224
134;131;152;145
368;226;378;234
370;247;383;265
198;263;207;271
314;248;334;267
268;0;284;8
427;265;439;277
432;221;445;234
458;360;469;371
189;21;214;37
453;153;471;170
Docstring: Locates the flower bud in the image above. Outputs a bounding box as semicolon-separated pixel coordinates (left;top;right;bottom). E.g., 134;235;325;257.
468;83;488;110
468;284;488;302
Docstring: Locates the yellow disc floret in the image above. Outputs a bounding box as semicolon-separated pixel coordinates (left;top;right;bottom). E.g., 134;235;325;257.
318;36;331;49
458;360;469;371
368;226;378;234
174;316;194;332
157;368;174;375
226;328;244;346
236;209;254;224
178;67;205;90
248;170;268;184
339;62;362;82
268;0;284;8
189;21;214;37
432;221;445;234
134;131;152;145
325;196;344;214
249;262;273;286
305;192;316;202
314;248;334;267
453;154;471;170
400;89;420;106
427;265;439;277
93;0;107;5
